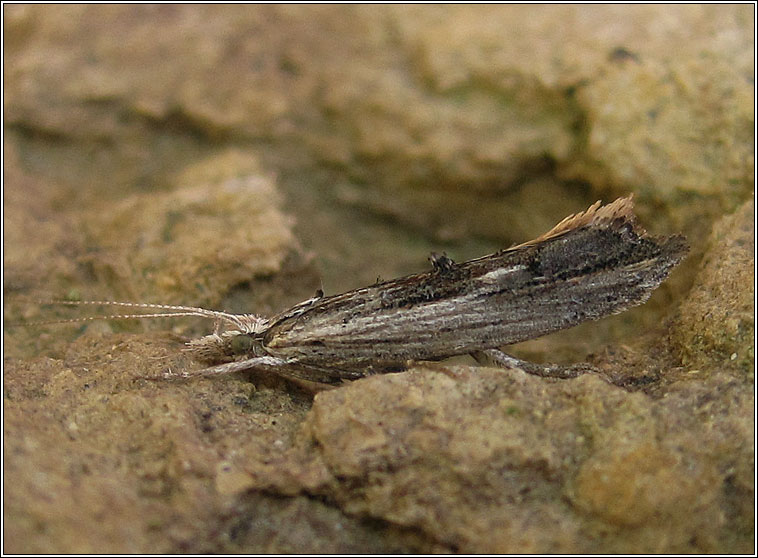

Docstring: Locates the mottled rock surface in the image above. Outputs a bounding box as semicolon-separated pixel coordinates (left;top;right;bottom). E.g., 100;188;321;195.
3;5;753;554
670;199;754;374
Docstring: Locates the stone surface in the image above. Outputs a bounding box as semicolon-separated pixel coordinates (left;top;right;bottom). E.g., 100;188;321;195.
3;4;753;554
670;199;754;375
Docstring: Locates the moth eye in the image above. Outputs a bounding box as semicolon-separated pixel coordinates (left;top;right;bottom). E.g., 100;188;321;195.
229;334;255;354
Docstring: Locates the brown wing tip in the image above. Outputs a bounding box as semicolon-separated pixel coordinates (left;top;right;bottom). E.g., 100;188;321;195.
515;195;638;248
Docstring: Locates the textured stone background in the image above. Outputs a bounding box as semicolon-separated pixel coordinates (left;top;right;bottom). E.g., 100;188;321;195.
3;5;754;553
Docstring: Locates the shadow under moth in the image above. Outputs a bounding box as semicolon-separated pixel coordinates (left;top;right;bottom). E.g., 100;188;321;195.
42;195;688;386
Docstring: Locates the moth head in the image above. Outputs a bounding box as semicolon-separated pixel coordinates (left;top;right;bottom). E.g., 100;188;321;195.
229;333;256;354
185;329;267;364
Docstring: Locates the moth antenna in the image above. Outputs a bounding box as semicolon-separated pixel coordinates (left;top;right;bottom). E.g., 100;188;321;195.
9;311;238;328
30;299;250;329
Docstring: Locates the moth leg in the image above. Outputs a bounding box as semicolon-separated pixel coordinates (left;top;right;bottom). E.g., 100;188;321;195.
471;349;595;379
149;356;351;391
152;356;290;379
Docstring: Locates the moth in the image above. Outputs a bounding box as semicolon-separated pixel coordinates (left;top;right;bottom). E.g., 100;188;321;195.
45;196;688;386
